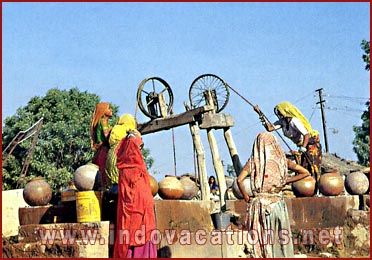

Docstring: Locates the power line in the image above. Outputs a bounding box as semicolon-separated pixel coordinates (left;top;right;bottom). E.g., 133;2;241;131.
327;94;369;101
326;106;365;113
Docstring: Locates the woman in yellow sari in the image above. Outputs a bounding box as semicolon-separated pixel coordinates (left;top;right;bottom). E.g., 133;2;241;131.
254;102;322;184
105;114;137;188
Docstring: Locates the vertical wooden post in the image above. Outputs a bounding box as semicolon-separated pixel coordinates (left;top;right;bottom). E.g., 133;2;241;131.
185;104;209;200
207;129;227;209
204;90;227;209
223;128;243;176
189;123;209;200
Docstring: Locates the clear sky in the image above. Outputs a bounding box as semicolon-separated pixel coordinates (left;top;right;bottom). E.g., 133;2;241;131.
2;2;370;181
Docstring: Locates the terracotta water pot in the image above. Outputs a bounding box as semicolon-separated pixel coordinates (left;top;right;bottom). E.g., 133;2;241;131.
179;176;199;200
149;175;159;197
158;176;184;200
292;176;316;197
74;163;102;191
345;171;369;195
319;170;344;196
23;177;52;206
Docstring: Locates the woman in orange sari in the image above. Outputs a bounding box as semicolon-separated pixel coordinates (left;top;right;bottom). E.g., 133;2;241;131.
90;102;113;187
113;130;157;258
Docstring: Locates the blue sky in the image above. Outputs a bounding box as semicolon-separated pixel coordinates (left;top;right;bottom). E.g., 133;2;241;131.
2;2;370;180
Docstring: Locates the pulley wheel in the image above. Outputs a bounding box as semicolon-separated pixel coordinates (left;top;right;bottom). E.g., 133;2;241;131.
137;77;174;119
189;74;230;112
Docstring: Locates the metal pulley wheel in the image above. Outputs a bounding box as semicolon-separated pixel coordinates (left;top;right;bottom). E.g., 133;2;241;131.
189;74;230;112
137;77;174;119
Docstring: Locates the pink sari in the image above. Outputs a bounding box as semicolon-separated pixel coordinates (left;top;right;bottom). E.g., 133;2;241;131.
244;132;294;258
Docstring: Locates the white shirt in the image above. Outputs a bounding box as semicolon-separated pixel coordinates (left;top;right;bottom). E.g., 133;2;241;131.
273;117;308;145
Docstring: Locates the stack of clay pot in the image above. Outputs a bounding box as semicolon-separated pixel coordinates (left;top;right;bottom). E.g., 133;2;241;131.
73;163;103;223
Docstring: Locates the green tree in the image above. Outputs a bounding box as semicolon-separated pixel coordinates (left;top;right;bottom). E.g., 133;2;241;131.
361;39;370;71
2;88;154;200
352;101;370;167
352;40;370;166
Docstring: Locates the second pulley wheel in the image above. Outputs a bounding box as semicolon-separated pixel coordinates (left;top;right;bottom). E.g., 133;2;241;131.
137;77;174;119
189;74;230;113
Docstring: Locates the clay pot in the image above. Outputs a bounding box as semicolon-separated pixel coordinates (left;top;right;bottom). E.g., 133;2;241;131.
158;176;184;200
73;163;102;191
149;175;159;197
179;176;199;200
232;178;253;199
292;176;316;197
345;171;369;195
23;177;52;206
319;170;344;196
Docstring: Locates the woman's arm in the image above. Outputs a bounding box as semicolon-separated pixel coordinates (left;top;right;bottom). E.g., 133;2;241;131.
286;159;310;184
302;133;309;149
237;164;251;203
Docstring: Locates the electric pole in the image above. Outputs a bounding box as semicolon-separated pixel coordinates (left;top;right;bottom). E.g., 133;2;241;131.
316;88;329;152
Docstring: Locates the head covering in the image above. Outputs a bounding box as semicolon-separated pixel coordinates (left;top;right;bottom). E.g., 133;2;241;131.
247;132;287;194
274;101;319;138
90;102;110;141
109;114;137;146
116;130;144;170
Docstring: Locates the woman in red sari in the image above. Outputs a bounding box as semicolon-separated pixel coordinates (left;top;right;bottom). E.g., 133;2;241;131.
113;130;157;258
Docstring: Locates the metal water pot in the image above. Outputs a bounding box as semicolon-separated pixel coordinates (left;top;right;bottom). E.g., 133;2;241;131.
179;176;199;200
292;176;316;197
232;178;253;199
73;163;102;191
23;177;52;206
319;170;344;196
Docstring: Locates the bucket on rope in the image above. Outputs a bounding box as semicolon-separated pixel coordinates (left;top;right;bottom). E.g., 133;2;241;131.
76;191;102;223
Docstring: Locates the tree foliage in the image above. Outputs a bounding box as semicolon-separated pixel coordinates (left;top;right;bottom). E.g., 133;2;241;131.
2;88;154;200
352;101;370;167
352;40;370;167
361;39;370;71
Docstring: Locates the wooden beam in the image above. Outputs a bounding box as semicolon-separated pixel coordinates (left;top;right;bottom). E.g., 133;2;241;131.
199;113;235;129
137;105;214;135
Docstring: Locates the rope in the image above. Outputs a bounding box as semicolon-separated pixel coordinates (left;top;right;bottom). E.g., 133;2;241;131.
225;83;294;152
172;128;177;176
